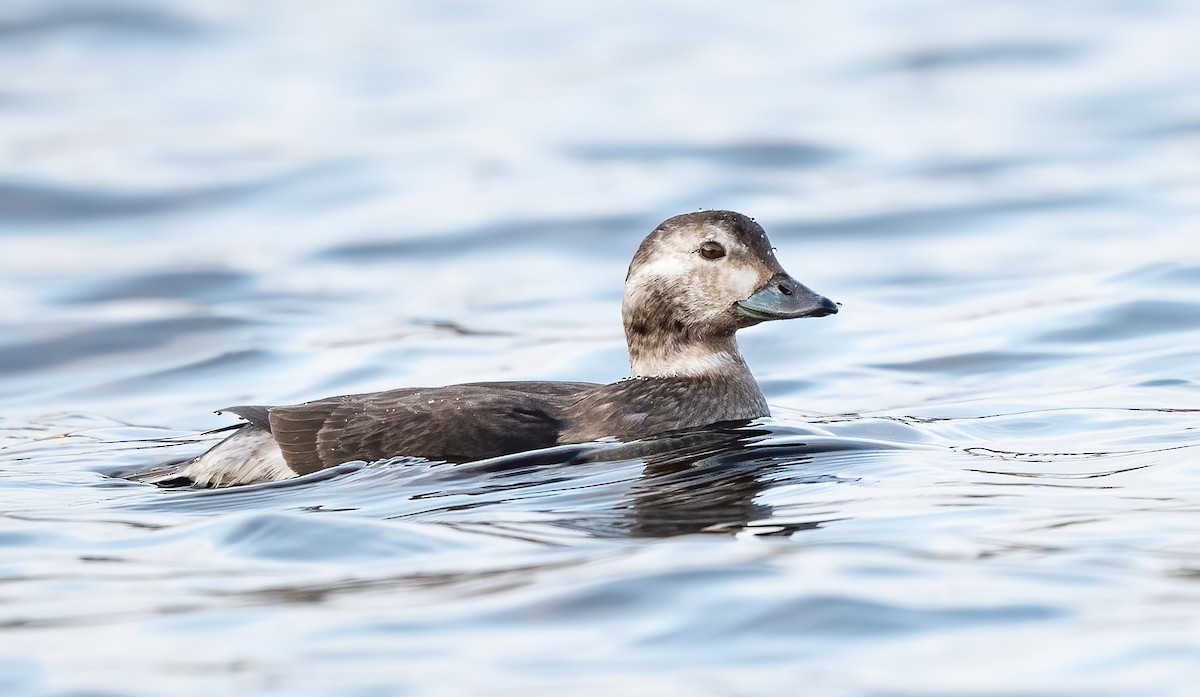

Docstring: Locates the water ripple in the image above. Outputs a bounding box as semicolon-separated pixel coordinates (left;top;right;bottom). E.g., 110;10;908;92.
2;0;1199;694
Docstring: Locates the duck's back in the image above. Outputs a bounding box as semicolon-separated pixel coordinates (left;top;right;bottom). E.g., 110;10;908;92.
259;381;599;472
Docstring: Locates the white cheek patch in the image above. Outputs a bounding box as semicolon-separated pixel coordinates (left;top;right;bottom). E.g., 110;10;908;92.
724;262;767;300
628;251;695;283
623;251;696;318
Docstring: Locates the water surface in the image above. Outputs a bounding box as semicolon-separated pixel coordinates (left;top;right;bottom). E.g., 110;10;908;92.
1;1;1199;695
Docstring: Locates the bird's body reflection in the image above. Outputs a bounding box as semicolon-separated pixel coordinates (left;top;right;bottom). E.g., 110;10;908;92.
409;422;853;538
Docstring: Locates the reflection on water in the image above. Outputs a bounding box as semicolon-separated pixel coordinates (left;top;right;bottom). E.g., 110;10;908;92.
1;0;1200;695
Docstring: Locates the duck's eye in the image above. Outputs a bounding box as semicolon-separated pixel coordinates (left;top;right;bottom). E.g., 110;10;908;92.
699;241;726;260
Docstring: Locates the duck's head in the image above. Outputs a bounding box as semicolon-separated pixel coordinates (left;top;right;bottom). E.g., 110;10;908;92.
623;211;837;347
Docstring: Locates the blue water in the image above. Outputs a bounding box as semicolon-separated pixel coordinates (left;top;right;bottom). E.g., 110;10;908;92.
2;1;1199;695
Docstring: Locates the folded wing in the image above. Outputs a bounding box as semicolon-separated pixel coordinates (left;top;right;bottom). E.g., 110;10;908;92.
247;381;599;472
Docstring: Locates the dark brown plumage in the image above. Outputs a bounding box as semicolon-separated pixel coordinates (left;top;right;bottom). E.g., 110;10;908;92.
261;381;596;472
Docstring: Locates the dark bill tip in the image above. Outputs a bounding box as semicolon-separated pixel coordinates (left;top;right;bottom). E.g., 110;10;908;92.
735;273;838;321
812;295;840;317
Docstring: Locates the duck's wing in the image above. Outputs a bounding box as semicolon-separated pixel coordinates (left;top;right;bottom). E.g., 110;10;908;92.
247;381;598;473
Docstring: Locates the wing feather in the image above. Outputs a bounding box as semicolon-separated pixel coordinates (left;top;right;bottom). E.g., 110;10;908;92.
263;381;598;471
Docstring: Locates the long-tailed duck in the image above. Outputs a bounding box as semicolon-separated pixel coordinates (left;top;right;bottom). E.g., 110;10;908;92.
153;210;837;486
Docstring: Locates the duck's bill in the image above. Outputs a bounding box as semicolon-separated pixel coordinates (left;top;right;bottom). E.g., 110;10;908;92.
735;272;839;320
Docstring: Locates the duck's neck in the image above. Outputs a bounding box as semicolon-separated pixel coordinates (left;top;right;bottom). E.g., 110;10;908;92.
625;329;755;383
622;325;772;422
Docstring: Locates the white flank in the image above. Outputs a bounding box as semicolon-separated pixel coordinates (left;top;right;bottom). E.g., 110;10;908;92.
179;428;294;487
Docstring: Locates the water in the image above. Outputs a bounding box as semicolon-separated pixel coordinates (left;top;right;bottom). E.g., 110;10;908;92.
1;1;1199;695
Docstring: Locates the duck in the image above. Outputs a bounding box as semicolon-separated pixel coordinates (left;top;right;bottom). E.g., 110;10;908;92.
150;210;837;487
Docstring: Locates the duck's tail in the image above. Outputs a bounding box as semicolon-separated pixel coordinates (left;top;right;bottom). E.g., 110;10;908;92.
134;408;294;488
